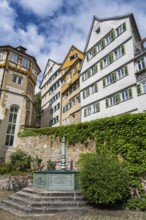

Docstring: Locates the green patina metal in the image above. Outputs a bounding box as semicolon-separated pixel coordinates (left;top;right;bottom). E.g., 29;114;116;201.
33;137;79;191
33;170;79;191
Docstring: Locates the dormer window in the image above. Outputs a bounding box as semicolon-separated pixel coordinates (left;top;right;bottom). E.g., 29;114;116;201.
69;53;78;61
95;27;100;34
93;23;100;34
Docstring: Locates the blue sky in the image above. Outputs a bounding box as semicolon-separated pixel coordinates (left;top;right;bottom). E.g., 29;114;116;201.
0;0;146;92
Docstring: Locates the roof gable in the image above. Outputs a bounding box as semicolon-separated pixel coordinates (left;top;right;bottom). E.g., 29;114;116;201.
61;45;84;71
84;13;142;52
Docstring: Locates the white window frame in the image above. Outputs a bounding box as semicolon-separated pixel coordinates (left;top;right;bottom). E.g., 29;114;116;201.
117;68;125;80
136;58;146;71
121;90;128;101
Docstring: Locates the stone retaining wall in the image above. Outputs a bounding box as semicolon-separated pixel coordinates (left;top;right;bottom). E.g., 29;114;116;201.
0;175;32;191
16;135;95;169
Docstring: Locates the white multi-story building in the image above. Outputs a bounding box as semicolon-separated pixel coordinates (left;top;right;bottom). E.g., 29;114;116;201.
80;13;146;122
40;59;62;127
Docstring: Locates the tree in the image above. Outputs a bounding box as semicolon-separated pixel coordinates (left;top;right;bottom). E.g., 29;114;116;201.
34;91;41;127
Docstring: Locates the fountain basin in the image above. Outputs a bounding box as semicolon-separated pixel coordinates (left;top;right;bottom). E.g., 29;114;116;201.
33;170;79;191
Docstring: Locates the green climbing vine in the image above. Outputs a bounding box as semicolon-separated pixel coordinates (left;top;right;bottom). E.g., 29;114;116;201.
19;113;146;185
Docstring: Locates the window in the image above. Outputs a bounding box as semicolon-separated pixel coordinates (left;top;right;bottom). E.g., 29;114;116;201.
12;75;23;84
84;106;91;117
116;22;126;36
69;53;78;61
136;58;146;71
106;88;133;108
0;52;3;60
106;75;113;86
95;27;100;34
103;66;128;88
22;57;29;69
93;102;100;113
137;81;146;95
82;63;98;82
5;106;18;146
28;82;33;92
121;90;128;101
9;52;18;63
74;66;77;74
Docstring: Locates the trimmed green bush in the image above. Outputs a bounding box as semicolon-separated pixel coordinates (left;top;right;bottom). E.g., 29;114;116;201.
10;149;32;171
78;153;130;206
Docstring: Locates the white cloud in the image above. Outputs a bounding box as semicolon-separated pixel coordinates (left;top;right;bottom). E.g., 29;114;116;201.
13;0;64;17
1;0;146;94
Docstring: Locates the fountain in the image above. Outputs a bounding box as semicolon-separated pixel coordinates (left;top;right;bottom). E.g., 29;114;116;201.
33;137;79;190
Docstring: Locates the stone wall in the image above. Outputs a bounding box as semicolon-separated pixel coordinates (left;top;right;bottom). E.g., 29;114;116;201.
0;175;32;191
16;135;95;170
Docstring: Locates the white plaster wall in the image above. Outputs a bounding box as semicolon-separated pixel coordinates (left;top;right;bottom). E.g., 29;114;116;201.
81;85;139;122
82;18;132;73
80;61;136;108
41;61;61;127
137;94;146;112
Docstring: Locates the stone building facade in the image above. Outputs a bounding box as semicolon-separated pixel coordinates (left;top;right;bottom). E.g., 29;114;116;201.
0;45;40;161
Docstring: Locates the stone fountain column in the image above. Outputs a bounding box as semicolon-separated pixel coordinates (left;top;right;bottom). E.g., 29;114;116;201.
61;136;66;170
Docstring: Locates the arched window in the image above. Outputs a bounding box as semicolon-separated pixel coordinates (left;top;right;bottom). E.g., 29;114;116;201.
5;106;18;146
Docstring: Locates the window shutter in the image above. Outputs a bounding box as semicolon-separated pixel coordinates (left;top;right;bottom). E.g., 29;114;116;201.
128;88;133;98
94;64;98;73
96;102;100;112
95;82;98;92
109;53;114;63
111;30;115;40
112;72;117;83
82;74;84;82
93;47;97;56
87;53;89;61
121;45;125;55
103;78;106;88
84;109;86;117
100;60;103;70
124;65;128;76
83;90;85;99
123;22;126;31
105;99;109;108
115;93;121;104
137;84;142;96
102;39;105;49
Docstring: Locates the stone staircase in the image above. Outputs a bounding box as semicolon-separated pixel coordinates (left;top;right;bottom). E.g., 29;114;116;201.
0;187;90;217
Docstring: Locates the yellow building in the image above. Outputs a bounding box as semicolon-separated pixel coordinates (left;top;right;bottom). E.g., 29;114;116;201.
61;46;84;125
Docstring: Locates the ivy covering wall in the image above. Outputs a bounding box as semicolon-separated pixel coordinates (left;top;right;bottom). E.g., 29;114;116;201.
20;113;146;185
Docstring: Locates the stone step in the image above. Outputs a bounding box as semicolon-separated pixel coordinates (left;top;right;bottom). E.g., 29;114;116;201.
8;195;87;207
1;199;89;214
0;187;91;217
10;192;84;202
22;187;81;197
